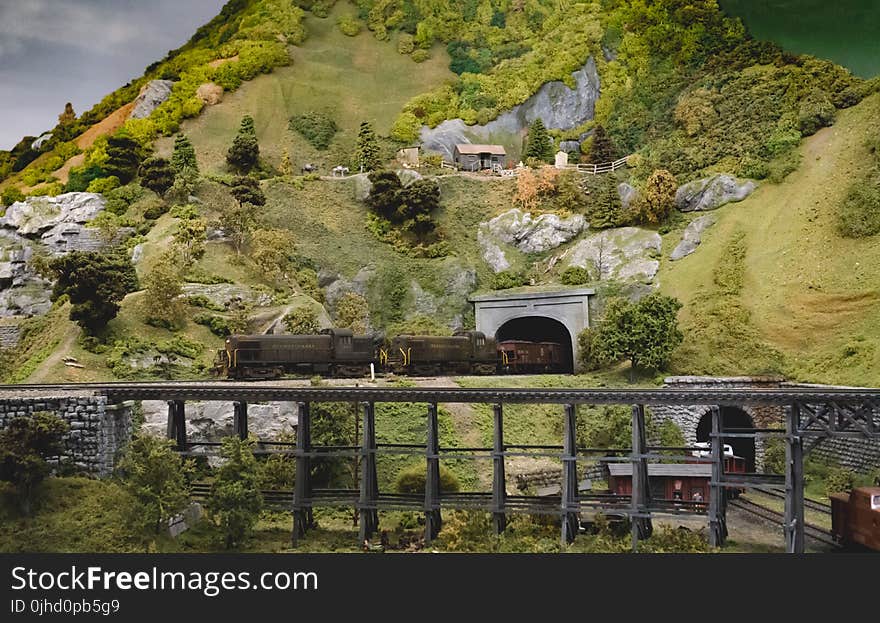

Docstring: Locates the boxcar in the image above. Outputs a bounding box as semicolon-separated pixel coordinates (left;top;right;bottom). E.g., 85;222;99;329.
498;340;564;374
215;329;374;379
830;487;880;550
382;331;498;375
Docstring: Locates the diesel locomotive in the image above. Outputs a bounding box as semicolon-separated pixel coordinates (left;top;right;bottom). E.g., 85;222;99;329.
214;329;567;379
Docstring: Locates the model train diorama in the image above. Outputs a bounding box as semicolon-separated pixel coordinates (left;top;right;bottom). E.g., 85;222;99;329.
831;487;880;550
212;329;568;380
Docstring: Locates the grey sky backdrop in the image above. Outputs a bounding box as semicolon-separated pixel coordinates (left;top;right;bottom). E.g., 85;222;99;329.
0;0;227;150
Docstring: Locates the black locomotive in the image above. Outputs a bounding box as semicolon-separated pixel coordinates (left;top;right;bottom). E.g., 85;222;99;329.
214;328;566;380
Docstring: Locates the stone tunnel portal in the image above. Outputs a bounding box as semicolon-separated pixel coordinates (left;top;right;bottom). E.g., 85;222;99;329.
696;406;757;473
495;317;574;373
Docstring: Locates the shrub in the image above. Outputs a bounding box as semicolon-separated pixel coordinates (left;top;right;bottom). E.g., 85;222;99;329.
335;292;369;334
635;169;678;224
411;49;430;63
194;314;233;337
337;14;361;36
206;437;263;549
289;112;338;150
835;181;880;238
283;306;320;335
395;463;460;494
560;266;591;285
0;412;69;515
86;176;121;194
1;187;25;207
825;466;856;497
490;270;528;290
798;88;835;136
141;197;169;220
398;34;415;55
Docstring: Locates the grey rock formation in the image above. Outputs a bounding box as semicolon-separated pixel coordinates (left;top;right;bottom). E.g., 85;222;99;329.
31;133;53;151
559;140;581;154
481;208;586;255
410;280;439;317
420;58;601;160
670;214;716;261
181;283;274;308
675;174;756;212
141;400;298;446
1;193;105;236
617;183;640;213
129;80;175;120
561;227;662;284
478;229;510;273
323;265;375;309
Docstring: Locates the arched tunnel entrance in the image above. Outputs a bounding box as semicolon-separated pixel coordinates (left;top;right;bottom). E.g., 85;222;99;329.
495;317;574;373
696;407;756;473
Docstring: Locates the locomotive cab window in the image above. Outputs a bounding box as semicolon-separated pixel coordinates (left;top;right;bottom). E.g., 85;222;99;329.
872;494;880;510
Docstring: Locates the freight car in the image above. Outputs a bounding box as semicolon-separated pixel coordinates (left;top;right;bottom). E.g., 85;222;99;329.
214;329;375;380
498;340;564;374
830;487;880;550
381;331;498;376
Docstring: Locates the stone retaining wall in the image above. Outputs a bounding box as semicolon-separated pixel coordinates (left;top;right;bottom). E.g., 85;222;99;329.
0;395;133;476
0;324;21;348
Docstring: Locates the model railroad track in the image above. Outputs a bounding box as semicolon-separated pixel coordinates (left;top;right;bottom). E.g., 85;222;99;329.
753;486;833;515
729;498;837;548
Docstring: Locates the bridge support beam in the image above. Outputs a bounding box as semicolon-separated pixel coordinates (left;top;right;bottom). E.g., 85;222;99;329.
292;401;312;546
630;404;652;550
708;406;728;548
561;404;579;546
166;401;187;451
424;403;442;544
358;402;379;544
492;404;507;535
233;401;248;440
784;403;805;554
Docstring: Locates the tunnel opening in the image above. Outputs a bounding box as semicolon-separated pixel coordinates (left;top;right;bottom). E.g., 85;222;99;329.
495;316;574;373
696;407;756;473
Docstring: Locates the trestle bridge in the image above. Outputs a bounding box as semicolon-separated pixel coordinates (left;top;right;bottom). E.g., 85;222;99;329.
5;382;880;553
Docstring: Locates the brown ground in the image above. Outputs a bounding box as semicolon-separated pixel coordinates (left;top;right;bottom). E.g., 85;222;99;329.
75;102;136;150
208;55;238;68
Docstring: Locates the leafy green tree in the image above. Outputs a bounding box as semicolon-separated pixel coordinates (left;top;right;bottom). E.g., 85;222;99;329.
118;434;192;534
284;307;321;334
397;179;440;223
218;202;258;255
230;176;265;207
171;134;199;175
279;148;293;176
65;165;106;193
172;215;207;267
138;157;175;197
524;118;554;162
335;292;369;334
257;433;296;490
142;253;185;328
206;437;263;549
355;121;381;172
250;228;295;281
582;293;683;373
588;124;617;164
103;133;144;184
226;115;260;173
1;187;25;207
635;169;678;224
0;412;69;515
366;171;403;220
50;251;139;334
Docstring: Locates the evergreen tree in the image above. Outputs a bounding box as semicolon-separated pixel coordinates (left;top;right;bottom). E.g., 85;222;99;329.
138;157;175;197
355;121;381;172
365;170;403;220
207;437;263;549
226;115;260;172
230;176;265;207
103;133;144;184
524;118;554;162
58;102;76;125
171;134;199;175
588;124;617;164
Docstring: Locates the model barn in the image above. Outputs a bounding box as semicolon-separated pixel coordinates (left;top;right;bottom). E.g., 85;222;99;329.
453;144;506;171
608;463;712;503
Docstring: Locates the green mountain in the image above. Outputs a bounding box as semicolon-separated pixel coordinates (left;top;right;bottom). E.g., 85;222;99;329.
1;0;879;387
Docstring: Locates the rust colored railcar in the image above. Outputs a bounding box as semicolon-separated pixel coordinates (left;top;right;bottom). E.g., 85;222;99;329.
382;331;498;375
215;329;374;379
830;487;880;550
498;340;564;374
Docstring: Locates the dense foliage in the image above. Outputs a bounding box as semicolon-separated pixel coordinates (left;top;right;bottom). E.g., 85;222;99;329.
289;111;338;150
207;437;263;549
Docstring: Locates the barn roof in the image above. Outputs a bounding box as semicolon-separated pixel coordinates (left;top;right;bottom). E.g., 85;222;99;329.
607;463;712;478
454;143;506;155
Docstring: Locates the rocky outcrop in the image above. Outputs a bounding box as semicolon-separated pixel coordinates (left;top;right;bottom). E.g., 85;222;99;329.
420;58;601;160
480;208;586;256
31;132;53;151
560;227;662;284
141;400;298;446
617;183;640;213
670;215;716;261
129;80;175;120
181;283;274;308
675;174;756;212
196;82;223;106
0;193;117;316
478;229;510;273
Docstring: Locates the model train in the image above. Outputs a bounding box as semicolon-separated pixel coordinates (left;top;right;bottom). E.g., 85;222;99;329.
212;329;567;380
830;487;880;550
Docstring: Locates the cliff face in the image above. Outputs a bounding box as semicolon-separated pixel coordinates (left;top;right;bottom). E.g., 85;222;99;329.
419;57;601;161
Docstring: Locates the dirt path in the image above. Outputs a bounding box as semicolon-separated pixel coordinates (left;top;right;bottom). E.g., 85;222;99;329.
26;324;79;384
411;376;492;489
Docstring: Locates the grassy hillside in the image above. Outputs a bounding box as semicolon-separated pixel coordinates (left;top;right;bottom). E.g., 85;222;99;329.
660;93;880;386
156;6;454;173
